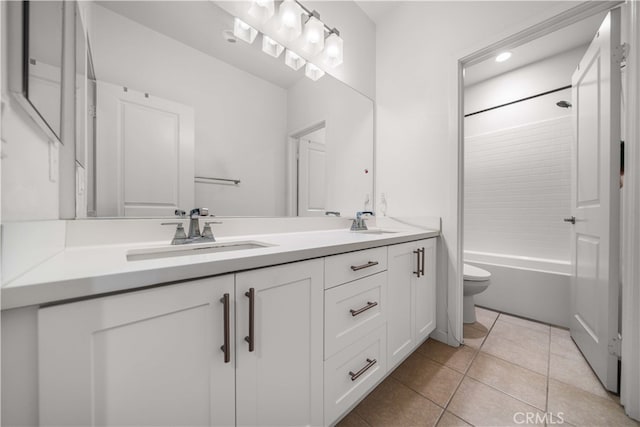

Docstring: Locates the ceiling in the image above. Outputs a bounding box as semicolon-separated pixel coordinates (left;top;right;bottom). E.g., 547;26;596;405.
464;11;607;86
97;1;306;89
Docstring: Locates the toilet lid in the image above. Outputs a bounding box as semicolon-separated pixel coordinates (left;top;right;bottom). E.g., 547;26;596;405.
464;264;491;281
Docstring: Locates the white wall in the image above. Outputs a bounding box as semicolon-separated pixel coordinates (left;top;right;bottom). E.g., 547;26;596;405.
1;1;60;221
89;5;288;217
288;75;374;217
374;1;577;342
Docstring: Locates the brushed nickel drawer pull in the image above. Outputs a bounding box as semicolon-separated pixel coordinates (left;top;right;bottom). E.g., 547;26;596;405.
350;301;378;317
244;288;255;352
349;358;377;381
220;293;230;363
350;261;379;271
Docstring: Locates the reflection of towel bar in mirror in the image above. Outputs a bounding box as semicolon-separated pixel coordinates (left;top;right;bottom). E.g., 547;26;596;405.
195;176;241;185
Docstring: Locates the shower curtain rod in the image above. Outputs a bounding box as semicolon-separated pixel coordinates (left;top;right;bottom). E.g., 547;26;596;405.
464;85;572;118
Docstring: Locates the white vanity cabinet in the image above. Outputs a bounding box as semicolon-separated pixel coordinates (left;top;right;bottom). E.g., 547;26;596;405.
32;237;437;427
387;238;437;369
235;259;324;427
323;248;389;425
38;275;236;427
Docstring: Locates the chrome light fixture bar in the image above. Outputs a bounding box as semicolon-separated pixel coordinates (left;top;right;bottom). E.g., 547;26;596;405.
237;0;344;81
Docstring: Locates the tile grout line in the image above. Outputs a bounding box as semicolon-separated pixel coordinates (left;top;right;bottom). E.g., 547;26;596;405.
435;312;501;426
546;326;551;415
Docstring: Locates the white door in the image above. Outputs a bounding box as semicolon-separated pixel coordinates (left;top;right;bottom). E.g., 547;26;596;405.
38;275;236;426
235;259;324;427
297;128;326;216
96;81;194;216
569;9;621;392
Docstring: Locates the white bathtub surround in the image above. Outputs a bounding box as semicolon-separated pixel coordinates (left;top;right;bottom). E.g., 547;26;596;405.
467;256;571;328
0;216;440;309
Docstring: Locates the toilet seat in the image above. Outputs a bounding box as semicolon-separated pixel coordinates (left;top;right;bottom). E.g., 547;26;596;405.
463;264;491;282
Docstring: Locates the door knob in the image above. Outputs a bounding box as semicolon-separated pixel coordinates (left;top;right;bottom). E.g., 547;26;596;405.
564;216;576;224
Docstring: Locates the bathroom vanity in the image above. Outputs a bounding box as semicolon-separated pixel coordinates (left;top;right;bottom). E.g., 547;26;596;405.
1;218;438;426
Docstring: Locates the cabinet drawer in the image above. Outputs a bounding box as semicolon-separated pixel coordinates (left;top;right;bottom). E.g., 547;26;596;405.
325;272;387;359
324;325;387;426
325;247;387;289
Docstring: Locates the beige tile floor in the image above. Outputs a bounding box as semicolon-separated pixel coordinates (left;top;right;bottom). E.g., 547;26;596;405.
337;307;639;427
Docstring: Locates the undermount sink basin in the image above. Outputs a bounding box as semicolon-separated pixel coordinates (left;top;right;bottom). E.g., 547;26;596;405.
127;241;273;261
352;229;399;235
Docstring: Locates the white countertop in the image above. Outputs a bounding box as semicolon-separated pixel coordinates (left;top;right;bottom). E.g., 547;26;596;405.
2;226;438;310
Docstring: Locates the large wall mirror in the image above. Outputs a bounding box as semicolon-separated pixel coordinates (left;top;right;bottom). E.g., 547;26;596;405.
75;1;374;218
15;0;64;142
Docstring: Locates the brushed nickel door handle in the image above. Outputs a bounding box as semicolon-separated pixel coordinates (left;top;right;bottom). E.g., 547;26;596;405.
350;301;378;317
349;358;377;381
350;261;379;271
420;247;426;276
244;288;255;352
220;293;230;363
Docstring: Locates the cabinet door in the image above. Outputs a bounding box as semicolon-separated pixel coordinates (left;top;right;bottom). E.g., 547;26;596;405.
415;239;437;343
236;259;324;427
387;241;418;369
38;275;235;427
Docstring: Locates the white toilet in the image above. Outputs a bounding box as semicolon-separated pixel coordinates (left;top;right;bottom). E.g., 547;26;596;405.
463;264;492;323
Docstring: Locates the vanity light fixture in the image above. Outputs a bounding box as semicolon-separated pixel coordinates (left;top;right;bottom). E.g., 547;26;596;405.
285;49;306;70
233;18;258;44
301;13;325;55
277;0;303;41
248;0;275;24
234;1;342;81
305;62;325;81
495;51;512;62
262;35;284;58
324;30;343;67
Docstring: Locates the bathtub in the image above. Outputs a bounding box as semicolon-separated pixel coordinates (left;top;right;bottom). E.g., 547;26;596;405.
465;250;571;328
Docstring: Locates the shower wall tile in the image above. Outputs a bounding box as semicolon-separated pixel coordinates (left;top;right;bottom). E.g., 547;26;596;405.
464;116;572;262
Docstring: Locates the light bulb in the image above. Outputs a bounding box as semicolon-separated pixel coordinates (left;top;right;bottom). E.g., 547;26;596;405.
285;49;306;71
305;62;325;81
277;0;303;41
324;32;343;67
248;0;275;24
302;15;325;55
233;18;258;44
262;35;284;58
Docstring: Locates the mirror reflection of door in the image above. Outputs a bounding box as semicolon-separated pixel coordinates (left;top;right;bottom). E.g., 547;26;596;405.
297;127;326;217
95;81;195;217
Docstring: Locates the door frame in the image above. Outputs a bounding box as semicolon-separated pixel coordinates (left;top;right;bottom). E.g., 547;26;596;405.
285;121;326;216
452;0;640;418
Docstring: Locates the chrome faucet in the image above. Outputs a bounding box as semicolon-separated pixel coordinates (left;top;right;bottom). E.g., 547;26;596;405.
161;222;189;245
188;208;209;239
351;211;374;231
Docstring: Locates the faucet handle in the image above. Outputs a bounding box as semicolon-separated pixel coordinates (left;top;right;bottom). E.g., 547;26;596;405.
161;222;188;244
356;211;375;219
190;207;209;218
174;209;186;218
202;221;223;241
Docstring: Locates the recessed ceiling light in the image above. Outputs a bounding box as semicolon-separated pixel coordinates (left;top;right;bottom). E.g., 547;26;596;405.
496;51;512;63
